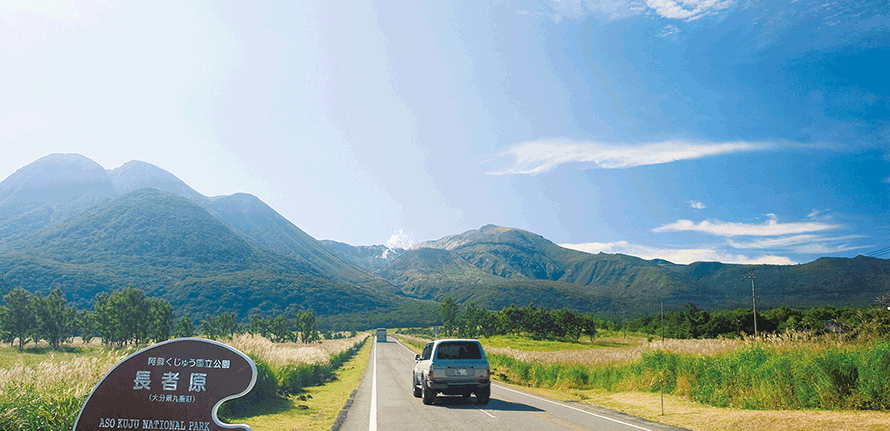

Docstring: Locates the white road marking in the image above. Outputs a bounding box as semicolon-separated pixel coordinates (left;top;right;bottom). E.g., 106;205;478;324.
473;404;496;418
369;341;377;431
494;384;653;431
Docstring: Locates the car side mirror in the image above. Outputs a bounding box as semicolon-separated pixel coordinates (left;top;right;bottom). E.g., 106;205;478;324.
415;354;421;361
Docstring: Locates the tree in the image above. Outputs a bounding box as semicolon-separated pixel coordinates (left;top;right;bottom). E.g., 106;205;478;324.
460;302;484;338
113;288;151;345
149;300;174;342
3;288;37;350
268;314;291;343
94;288;171;345
200;314;219;339
79;311;96;344
440;297;460;337
580;313;598;342
553;309;581;341
174;314;195;338
479;310;500;338
501;305;525;335
216;311;240;339
0;305;7;343
249;314;269;337
34;288;76;350
296;309;319;343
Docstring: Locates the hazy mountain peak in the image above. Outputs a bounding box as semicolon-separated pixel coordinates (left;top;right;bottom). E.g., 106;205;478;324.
109;160;203;200
0;153;116;206
417;224;543;251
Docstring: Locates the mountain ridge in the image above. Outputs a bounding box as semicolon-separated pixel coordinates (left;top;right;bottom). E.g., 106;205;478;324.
1;153;888;322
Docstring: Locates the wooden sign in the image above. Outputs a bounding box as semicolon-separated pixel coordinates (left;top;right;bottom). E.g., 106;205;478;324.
73;338;257;431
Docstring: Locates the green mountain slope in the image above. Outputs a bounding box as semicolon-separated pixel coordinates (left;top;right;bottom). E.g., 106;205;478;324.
0;189;396;318
203;193;380;286
401;224;890;313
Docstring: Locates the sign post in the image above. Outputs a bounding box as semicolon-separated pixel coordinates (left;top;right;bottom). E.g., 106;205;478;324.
73;338;257;431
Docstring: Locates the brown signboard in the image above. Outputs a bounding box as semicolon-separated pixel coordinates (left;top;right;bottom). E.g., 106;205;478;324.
73;338;257;431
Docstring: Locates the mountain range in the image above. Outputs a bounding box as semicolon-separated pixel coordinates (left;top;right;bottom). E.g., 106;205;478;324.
0;153;888;324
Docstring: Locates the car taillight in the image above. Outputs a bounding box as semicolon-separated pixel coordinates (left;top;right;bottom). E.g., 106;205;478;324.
477;368;490;380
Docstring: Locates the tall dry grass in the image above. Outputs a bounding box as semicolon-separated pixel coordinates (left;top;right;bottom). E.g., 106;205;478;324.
0;345;133;431
488;331;843;367
487;331;890;411
226;333;365;369
218;333;369;416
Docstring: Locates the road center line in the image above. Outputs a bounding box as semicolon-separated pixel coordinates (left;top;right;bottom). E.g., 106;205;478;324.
369;342;377;431
494;384;653;431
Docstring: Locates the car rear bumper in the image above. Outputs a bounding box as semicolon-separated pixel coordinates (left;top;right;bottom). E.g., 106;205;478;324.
427;379;490;394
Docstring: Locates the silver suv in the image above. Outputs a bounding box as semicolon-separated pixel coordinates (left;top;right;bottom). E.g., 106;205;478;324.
413;339;491;405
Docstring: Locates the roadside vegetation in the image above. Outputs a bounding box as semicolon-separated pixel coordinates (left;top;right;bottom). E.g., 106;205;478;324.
0;286;368;431
401;297;890;415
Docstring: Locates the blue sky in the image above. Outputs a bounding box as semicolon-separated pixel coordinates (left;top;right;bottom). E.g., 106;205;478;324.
1;0;888;264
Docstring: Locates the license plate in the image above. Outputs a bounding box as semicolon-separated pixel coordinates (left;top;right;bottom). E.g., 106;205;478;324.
451;368;469;376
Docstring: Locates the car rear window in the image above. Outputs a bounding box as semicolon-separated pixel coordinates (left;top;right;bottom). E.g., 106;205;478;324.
435;341;482;360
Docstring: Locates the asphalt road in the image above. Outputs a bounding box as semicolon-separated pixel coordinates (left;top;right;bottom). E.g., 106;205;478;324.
336;338;688;431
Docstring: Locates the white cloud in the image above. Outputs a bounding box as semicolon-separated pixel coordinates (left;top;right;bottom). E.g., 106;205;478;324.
560;241;794;265
728;235;865;254
486;139;770;175
387;229;414;249
688;200;706;209
653;218;842;237
645;0;733;21
659;24;681;36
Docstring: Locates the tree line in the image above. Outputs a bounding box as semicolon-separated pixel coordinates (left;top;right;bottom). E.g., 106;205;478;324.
628;302;890;340
435;298;890;342
0;287;325;350
438;298;598;341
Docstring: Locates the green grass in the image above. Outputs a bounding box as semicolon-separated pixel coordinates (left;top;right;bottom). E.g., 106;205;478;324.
489;340;890;411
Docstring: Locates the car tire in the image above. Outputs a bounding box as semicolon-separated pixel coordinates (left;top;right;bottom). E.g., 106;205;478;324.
476;386;490;405
412;373;422;398
421;379;435;405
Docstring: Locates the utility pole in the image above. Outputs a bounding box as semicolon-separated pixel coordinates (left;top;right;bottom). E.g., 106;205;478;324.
660;301;664;416
744;273;757;335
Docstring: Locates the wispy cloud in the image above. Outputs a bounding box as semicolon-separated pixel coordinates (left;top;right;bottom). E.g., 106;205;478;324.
645;0;733;21
486;139;770;175
546;0;644;23
542;0;733;23
560;240;794;265
688;200;706;209
652;217;841;237
659;24;681;36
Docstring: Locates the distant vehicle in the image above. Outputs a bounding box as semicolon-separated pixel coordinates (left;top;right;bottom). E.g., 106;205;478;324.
413;339;491;405
376;328;386;342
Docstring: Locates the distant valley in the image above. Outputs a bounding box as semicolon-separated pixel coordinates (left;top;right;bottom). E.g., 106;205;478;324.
0;154;887;325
